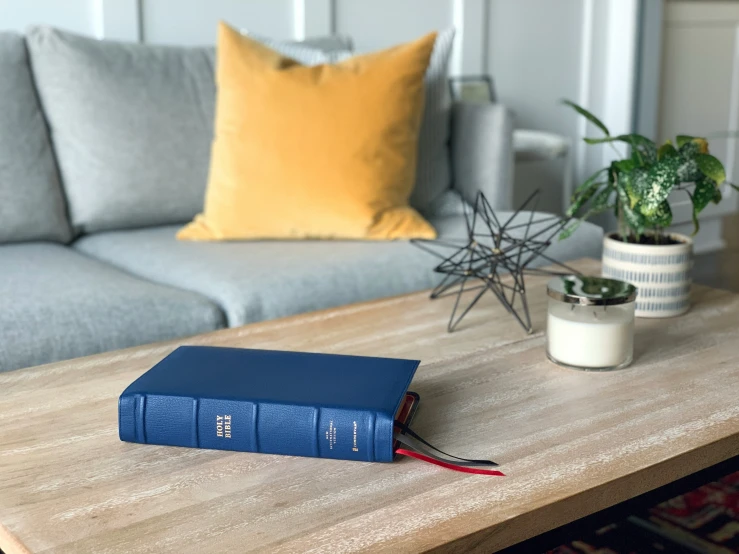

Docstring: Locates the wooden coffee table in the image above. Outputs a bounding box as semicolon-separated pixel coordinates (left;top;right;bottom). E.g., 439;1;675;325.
1;258;738;553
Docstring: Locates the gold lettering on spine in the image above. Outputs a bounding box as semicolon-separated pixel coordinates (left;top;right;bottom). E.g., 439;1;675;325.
325;420;337;449
216;415;232;439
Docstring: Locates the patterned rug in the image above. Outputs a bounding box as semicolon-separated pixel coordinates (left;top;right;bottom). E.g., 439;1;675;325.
547;470;739;553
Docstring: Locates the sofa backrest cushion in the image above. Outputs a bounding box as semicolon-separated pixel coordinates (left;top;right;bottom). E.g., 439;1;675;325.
409;28;455;215
0;32;72;244
25;26;352;234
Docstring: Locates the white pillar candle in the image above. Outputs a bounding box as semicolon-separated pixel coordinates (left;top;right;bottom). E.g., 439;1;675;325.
547;301;634;369
546;275;637;371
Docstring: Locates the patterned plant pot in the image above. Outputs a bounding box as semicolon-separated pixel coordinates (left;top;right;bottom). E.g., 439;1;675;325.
601;233;693;318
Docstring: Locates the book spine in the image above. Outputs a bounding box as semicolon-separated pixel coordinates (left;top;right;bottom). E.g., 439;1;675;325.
118;393;394;462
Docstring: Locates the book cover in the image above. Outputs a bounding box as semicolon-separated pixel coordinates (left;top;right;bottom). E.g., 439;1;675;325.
119;346;419;463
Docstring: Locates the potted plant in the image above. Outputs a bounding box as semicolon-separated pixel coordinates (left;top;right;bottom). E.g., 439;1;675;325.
561;100;737;317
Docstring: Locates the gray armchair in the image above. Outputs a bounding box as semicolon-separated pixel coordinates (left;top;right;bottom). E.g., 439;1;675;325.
452;102;515;211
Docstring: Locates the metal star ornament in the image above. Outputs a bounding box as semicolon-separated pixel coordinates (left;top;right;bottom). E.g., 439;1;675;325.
412;190;581;333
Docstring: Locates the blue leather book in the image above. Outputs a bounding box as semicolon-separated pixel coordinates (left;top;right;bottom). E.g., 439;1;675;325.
119;346;419;462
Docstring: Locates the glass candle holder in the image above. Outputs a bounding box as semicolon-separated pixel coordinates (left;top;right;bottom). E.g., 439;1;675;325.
546;275;637;371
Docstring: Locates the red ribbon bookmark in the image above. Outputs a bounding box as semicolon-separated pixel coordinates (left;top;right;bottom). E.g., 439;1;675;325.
396;448;505;476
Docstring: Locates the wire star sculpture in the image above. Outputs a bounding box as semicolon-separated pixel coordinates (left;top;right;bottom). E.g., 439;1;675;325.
412;190;582;334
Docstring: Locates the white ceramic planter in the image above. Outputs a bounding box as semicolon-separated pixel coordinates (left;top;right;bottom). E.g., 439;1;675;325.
601;233;693;318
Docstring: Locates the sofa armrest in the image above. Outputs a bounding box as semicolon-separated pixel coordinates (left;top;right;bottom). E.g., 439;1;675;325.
451;102;514;210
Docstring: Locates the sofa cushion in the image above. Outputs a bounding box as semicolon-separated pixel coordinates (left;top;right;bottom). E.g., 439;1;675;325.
410;28;455;215
74;213;603;328
245;32;353;63
254;28;455;216
0;32;71;244
0;243;225;372
25;26;352;234
178;24;437;241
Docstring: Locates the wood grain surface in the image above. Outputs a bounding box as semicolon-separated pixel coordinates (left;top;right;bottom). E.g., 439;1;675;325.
1;258;738;553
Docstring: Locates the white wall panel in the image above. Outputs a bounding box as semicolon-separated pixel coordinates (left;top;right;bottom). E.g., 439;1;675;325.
0;0;98;35
140;0;296;45
487;0;585;212
659;1;739;250
300;0;333;38
452;0;486;75
95;0;140;41
335;0;452;53
488;0;584;131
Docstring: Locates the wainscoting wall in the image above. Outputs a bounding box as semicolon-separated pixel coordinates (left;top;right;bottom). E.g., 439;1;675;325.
659;1;739;251
2;0;659;227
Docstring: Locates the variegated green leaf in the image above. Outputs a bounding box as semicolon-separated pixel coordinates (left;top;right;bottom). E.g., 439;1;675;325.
678;136;708;157
617;187;645;236
657;141;677;160
644;200;672;228
592;186;614;210
639;157;680;216
641;148;658;165
559;219;581;240
566;181;601;217
562;100;727;240
580;199;615;222
695;153;726;184
583;134;654;148
617;169;638;209
693;176;718;213
693;137;709;153
571;168;606;200
585;134;657;165
677;135;699;148
676;158;701;182
562;99;610;136
583;136;617;145
613;159;636;172
686;190;700;235
632;167;651;194
560;188;614;240
624;203;646;236
617;167;650;210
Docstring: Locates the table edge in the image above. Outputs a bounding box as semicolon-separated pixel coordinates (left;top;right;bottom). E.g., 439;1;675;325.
0;522;32;554
426;433;739;553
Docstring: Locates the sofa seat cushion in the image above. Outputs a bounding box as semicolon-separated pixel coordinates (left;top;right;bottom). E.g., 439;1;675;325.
0;244;225;372
74;213;603;328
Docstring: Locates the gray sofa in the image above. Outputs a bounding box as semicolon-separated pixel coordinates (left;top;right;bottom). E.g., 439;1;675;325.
0;27;603;372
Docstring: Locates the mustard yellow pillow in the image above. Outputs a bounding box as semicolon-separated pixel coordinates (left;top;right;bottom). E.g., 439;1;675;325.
178;23;437;241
